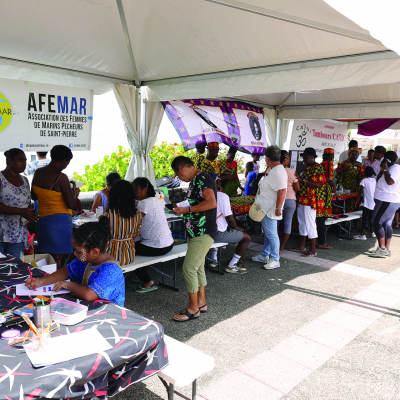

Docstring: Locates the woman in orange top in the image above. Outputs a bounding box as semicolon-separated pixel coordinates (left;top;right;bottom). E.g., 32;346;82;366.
104;180;143;266
32;145;76;270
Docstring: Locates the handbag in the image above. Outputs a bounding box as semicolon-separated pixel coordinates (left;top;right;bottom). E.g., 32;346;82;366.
249;202;266;222
249;200;277;222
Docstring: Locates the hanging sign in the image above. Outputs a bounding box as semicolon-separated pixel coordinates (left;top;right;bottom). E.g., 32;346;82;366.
289;119;347;159
163;99;268;154
0;77;93;151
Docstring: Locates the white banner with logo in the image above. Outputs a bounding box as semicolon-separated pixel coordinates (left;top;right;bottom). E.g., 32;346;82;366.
289;119;347;159
0;77;93;151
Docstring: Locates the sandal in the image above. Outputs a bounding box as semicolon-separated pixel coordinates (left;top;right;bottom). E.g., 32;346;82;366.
199;304;208;313
173;309;200;322
301;250;318;257
135;285;158;294
317;244;333;250
289;246;306;252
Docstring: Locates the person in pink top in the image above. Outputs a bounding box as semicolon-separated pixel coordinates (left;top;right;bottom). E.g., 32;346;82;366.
279;151;300;253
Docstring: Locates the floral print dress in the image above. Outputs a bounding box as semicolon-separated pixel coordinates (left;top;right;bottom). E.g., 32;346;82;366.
0;171;31;246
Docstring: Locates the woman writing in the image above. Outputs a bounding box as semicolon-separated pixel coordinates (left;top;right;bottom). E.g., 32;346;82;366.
32;145;75;270
91;172;121;212
104;180;143;266
278;150;300;254
25;217;125;306
133;178;174;293
0;149;38;258
336;148;365;212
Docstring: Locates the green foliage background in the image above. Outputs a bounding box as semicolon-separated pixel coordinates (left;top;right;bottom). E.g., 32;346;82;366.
73;142;246;192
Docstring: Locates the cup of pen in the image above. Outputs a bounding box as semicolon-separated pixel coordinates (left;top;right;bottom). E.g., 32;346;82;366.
33;302;52;331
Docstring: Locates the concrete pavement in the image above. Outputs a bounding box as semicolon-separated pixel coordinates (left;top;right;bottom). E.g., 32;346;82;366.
114;225;400;399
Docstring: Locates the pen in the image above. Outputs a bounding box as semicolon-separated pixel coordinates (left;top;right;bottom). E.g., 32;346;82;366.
28;267;36;291
4;281;26;286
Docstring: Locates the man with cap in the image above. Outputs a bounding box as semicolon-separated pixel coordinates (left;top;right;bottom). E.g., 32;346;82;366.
290;147;326;257
317;148;337;250
191;142;207;169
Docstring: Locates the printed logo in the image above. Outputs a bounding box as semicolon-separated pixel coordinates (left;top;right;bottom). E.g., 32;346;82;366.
0;92;12;132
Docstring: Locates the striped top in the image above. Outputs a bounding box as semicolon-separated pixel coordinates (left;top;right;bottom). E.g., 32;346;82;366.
105;209;143;266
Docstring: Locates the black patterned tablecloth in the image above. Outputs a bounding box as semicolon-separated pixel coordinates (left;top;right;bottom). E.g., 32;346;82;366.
0;255;168;399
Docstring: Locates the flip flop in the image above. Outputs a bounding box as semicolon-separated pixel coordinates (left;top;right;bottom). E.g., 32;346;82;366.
289;246;306;252
135;285;158;294
301;250;318;257
173;309;200;322
199;304;208;314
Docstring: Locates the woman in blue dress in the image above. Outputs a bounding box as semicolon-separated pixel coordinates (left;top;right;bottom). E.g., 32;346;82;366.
25;216;125;306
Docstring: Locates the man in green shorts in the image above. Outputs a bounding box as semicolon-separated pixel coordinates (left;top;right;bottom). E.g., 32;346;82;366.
171;156;217;322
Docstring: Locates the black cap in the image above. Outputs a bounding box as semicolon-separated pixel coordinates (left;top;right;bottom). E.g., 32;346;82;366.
300;147;317;158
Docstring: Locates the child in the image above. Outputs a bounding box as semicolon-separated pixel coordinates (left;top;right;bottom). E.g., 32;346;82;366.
244;162;257;195
252;153;261;174
353;166;376;240
91;172;121;212
25;216;125;306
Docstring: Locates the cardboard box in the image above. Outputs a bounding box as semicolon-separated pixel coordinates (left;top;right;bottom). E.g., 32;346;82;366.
23;253;56;266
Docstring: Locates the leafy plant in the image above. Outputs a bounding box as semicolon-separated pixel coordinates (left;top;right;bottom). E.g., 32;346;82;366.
73;146;131;192
73;142;246;192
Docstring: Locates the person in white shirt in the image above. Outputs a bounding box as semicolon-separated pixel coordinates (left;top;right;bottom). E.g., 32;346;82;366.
353;166;376;240
25;151;50;176
208;175;251;274
338;140;358;164
252;146;287;270
133;177;174;293
369;151;400;257
362;149;381;176
251;153;261;175
373;145;386;170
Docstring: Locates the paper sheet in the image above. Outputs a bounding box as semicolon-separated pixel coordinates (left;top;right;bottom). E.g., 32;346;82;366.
35;258;48;268
16;283;71;296
39;264;57;274
24;328;112;367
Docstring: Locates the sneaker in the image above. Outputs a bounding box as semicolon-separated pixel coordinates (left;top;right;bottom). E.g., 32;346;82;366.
353;234;367;241
369;247;390;257
225;263;247;274
371;232;376;238
206;256;218;268
263;259;280;270
252;253;270;263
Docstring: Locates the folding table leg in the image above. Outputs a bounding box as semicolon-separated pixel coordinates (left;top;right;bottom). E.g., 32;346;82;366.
169;383;174;400
192;379;197;400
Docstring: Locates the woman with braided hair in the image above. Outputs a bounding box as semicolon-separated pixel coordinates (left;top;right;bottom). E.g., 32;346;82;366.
25;217;125;306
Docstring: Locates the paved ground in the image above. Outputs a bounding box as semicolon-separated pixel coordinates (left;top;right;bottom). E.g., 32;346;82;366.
114;222;400;399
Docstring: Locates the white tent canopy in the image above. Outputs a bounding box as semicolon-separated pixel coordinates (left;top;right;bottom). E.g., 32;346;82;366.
2;0;400;176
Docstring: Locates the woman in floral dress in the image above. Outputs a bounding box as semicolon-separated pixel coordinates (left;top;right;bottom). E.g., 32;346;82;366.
0;149;38;258
336;148;365;212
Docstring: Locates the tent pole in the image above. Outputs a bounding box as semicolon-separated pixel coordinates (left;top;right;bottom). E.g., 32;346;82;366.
116;0;141;87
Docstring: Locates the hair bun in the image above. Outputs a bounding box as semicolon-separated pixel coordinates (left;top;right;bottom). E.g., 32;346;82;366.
98;215;110;230
4;150;9;158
